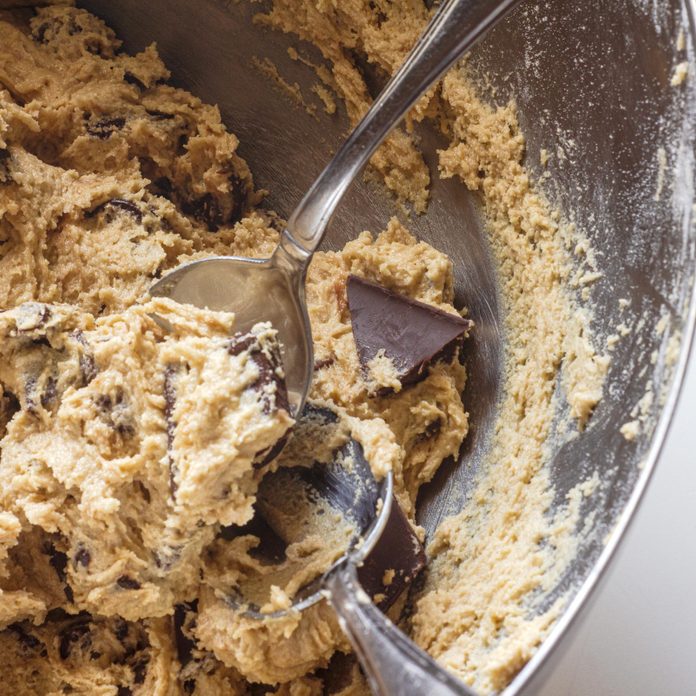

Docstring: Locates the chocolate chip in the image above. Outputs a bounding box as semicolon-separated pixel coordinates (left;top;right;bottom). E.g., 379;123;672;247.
74;546;91;568
313;356;335;371
117;687;133;696
124;72;147;91
42;540;73;602
86;116;126;139
148;177;174;199
8;624;47;657
87;198;143;224
115;619;129;642
94;389;136;437
174;602;196;667
70;330;98;387
356;496;426;611
32;22;50;43
346;275;472;389
0;149;10;184
416;418;442;443
116;575;141;590
183;680;196;695
227;333;256;356
132;656;149;684
182;193;223;232
40;375;57;410
58;619;91;660
146;109;176;120
106;198;143;223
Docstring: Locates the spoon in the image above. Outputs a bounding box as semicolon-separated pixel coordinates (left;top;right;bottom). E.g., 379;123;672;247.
151;0;524;692
150;0;524;416
226;405;477;696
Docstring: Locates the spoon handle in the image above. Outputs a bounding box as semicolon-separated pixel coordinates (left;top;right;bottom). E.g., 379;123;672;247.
284;0;524;257
326;562;477;696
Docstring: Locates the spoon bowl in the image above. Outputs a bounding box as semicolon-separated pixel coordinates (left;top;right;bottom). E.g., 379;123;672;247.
150;239;314;414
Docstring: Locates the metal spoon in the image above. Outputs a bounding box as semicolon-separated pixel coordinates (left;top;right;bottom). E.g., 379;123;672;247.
150;0;524;416
227;408;477;696
152;0;523;692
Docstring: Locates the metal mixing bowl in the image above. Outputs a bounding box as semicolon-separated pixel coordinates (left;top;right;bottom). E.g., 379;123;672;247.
81;0;696;692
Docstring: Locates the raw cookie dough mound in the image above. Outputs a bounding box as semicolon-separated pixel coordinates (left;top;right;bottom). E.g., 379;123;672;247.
0;297;293;622
0;6;279;315
0;611;180;696
307;219;470;507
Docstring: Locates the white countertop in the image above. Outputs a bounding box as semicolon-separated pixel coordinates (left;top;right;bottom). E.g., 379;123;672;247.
534;337;696;694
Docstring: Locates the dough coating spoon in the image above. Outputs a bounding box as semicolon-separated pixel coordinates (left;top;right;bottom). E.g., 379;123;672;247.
151;0;524;692
150;0;523;417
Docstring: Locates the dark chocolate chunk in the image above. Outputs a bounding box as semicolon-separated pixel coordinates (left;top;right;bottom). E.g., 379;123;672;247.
94;389;136;437
227;333;256;357
228;332;290;415
42;540;74;602
9;623;47;657
124;72;147;91
183;679;196;695
174;602;197;667
58;618;91;660
70;330;98;387
86;116;126;139
182;192;223;232
346;275;472;389
116;575;141;590
74;546;91;568
117;687;133;696
87;198;143;224
313;356;335;371
106;198;144;224
132;656;149;684
253;434;289;470
146;109;176;121
115;619;129;642
40;375;58;410
0;149;10;184
357;495;426;611
416;417;442;443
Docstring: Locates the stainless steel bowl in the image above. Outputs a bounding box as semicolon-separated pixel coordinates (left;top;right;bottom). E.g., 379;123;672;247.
81;0;696;692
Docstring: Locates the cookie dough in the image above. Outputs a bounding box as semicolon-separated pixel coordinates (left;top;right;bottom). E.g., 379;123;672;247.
0;4;471;693
0;2;607;695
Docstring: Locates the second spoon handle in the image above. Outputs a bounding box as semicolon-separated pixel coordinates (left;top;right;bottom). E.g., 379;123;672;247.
284;0;524;257
325;561;477;696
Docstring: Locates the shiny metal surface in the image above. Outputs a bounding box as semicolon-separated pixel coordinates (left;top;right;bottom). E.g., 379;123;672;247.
152;0;522;421
81;0;696;693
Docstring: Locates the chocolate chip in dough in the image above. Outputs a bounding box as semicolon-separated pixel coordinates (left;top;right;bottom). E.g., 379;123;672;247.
85;115;126;139
163;364;179;494
356;495;426;611
42;540;74;602
74;546;91;568
182;193;224;232
123;71;147;91
346;275;472;389
116;575;141;590
0;149;11;184
8;624;48;657
58;617;91;660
